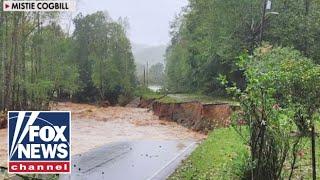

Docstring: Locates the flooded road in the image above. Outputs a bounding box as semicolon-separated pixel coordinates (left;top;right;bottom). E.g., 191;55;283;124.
0;102;205;167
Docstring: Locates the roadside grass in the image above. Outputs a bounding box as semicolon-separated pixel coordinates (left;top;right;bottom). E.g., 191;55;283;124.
141;92;165;100
137;87;238;105
165;94;239;106
169;124;320;180
169;127;249;180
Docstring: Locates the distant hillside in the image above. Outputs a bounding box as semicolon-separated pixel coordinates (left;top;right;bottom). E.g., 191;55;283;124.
132;43;167;66
132;43;167;85
131;44;150;54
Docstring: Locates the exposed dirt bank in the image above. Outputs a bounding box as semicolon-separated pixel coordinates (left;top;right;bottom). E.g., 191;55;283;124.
0;102;205;167
139;98;239;133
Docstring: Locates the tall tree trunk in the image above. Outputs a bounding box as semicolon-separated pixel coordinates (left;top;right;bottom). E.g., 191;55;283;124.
259;0;267;44
4;14;17;110
12;14;20;110
36;12;42;109
37;13;42;75
0;2;5;110
21;13;27;109
303;0;310;56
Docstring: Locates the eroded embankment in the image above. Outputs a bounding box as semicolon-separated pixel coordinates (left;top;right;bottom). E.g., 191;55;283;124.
139;98;239;133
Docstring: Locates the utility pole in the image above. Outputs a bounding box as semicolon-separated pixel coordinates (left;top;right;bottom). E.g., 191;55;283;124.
146;61;149;87
259;0;268;44
143;66;146;86
305;0;310;15
304;0;310;56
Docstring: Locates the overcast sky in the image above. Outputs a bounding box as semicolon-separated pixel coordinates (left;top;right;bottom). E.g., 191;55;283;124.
74;0;188;46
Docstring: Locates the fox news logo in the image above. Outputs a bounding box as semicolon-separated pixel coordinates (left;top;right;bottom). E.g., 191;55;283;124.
8;111;71;173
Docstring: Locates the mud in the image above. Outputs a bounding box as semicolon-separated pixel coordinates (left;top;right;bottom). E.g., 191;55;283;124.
0;102;205;167
152;101;237;133
138;98;154;108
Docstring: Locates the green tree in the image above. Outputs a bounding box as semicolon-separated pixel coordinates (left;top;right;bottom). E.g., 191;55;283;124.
165;0;320;95
229;46;320;179
73;12;136;104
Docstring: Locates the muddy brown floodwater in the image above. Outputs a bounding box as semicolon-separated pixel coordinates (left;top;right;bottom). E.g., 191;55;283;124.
0;102;206;167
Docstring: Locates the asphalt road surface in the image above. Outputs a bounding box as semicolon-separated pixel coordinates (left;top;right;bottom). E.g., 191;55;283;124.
60;140;197;180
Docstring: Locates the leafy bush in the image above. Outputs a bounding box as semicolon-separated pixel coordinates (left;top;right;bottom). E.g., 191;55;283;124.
225;45;320;179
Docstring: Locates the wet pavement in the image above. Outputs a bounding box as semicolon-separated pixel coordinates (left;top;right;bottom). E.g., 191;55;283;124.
60;140;197;180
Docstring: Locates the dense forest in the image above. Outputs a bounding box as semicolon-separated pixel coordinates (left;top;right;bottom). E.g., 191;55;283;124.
165;0;320;95
0;9;136;110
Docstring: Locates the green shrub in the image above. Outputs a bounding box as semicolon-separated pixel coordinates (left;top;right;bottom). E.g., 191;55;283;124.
226;45;320;179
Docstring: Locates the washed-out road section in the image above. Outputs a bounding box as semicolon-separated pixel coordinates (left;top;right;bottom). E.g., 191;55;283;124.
0;102;205;179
